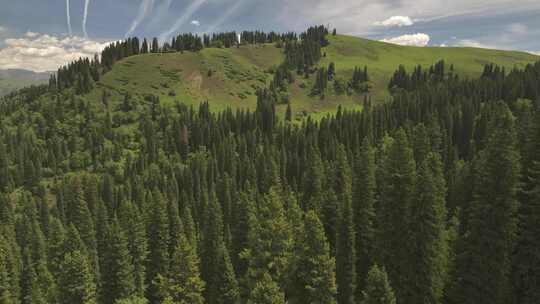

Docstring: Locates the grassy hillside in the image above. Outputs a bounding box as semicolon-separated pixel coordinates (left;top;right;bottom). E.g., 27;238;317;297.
0;69;50;96
83;35;539;118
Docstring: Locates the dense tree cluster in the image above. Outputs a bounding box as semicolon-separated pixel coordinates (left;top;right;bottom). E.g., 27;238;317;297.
1;25;540;304
388;60;452;91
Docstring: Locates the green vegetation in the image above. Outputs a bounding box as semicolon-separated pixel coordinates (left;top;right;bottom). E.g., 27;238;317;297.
1;25;540;304
66;34;537;120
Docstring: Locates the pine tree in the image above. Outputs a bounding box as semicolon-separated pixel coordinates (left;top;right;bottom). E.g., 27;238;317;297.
0;235;15;303
100;219;136;304
409;152;448;304
243;187;292;293
146;191;170;304
448;102;520;304
352;138;376;293
292;210;337;303
47;218;65;278
20;251;45;304
302;148;325;213
201;190;240;304
361;265;396;304
159;233;205;304
67;177;98;275
376;130;416;302
58;250;97;304
335;145;356;304
118;201;148;297
247;272;286;304
512;107;540;303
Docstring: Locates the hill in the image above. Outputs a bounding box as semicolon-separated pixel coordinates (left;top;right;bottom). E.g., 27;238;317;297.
81;34;539;119
0;69;50;96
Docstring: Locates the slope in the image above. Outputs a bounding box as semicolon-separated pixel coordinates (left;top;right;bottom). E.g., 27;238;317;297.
81;34;539;118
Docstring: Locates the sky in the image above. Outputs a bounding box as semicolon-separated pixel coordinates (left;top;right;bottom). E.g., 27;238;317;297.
0;0;539;72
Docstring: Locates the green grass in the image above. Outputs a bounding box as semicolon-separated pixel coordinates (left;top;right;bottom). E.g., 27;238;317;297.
318;35;539;105
83;35;539;119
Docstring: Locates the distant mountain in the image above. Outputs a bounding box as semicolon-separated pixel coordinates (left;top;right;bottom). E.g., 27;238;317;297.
0;69;51;96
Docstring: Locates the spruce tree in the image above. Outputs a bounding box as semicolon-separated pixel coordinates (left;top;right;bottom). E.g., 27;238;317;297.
335;145;356;304
118;201;148;297
448;102;520;304
20;251;45;304
247;272;286;304
409;152;448;304
376;129;416;302
67;177;98;275
292;210;337;303
352;138;376;292
146;191;170;304
361;265;396;304
100;219;136;304
160;233;205;304
512;107;540;303
201;190;240;304
243;187;292;293
58;250;97;304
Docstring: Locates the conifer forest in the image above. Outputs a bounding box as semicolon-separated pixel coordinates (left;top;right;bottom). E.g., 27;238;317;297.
0;25;539;304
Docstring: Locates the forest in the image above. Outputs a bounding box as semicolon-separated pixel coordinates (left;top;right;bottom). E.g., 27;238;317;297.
0;25;539;304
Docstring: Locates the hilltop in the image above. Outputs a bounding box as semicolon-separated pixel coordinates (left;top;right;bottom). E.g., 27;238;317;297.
78;34;538;119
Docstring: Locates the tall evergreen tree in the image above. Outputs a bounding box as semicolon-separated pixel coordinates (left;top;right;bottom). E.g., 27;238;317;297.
20;251;45;304
361;265;396;304
334;145;356;304
448;102;520;304
512;107;540;303
58;250;97;304
159;233;205;304
145;191;170;304
247;272;286;304
201;190;240;304
409;152;449;304
376;130;416;302
352;138;377;293
100;219;136;304
292;210;337;303
118;201;148;298
243;187;292;294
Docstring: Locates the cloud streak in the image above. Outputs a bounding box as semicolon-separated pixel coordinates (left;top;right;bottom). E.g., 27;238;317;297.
125;0;155;38
204;0;247;33
159;0;208;42
381;33;431;47
66;0;72;36
83;0;91;38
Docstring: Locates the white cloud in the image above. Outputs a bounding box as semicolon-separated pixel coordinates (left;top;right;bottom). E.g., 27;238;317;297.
191;20;201;27
0;26;6;33
0;33;111;72
381;33;430;47
375;16;414;27
25;31;39;38
454;39;497;49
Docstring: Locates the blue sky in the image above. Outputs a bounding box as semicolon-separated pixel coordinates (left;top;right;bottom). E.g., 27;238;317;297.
0;0;539;72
